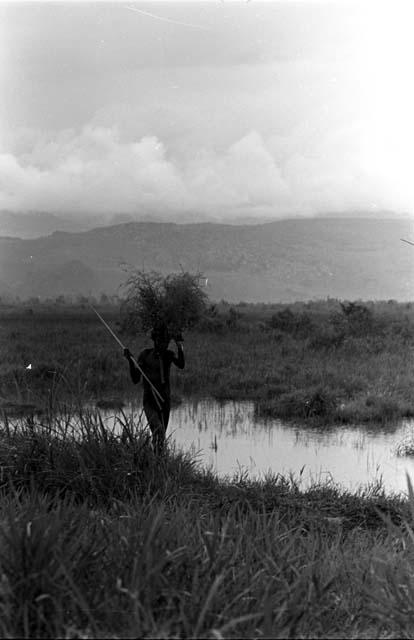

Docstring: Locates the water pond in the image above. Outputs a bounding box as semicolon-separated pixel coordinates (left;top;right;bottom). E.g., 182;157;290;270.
101;398;414;496
4;397;414;495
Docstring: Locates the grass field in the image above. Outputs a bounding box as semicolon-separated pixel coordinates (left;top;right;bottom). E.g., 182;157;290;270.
1;299;414;425
0;409;413;638
1;301;414;636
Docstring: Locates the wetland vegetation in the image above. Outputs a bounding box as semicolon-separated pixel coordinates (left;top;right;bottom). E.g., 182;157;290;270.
2;297;414;425
0;409;413;638
2;298;414;637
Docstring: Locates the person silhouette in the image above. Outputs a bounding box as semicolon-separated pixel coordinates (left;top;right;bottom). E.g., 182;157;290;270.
124;325;185;454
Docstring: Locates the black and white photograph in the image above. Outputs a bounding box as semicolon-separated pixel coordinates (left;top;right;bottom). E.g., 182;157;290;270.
2;0;414;636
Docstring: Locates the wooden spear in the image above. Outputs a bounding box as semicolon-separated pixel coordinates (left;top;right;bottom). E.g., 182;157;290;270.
90;305;164;407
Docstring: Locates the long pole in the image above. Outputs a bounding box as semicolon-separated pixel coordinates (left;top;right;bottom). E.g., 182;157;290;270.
89;305;164;406
401;238;414;247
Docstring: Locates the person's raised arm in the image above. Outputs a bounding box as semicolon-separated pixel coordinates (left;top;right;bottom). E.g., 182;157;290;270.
124;348;142;384
171;339;185;369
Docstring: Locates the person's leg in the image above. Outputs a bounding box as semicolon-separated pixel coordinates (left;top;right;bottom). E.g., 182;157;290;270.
162;405;170;430
144;402;166;455
157;405;170;452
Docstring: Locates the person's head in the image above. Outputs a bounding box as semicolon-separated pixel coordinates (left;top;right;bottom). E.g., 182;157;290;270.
150;326;171;352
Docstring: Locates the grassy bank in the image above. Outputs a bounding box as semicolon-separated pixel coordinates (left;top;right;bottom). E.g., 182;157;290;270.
0;409;413;638
2;299;414;424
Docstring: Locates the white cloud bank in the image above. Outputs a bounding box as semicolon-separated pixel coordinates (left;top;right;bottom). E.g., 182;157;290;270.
0;122;407;221
2;2;414;221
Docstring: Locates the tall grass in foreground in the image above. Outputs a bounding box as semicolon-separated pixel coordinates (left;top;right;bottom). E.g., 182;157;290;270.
1;408;414;636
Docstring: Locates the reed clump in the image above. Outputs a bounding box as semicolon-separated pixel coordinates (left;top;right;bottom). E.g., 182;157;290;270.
0;409;199;504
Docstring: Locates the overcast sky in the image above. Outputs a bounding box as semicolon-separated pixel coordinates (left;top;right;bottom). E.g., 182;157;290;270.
1;0;414;222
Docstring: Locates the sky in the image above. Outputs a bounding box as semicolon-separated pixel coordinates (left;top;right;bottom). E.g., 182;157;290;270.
1;0;414;222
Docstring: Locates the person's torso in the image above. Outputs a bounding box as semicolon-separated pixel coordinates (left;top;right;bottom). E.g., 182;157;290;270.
139;348;173;401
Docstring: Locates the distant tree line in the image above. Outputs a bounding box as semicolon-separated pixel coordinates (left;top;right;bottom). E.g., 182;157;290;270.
0;293;123;307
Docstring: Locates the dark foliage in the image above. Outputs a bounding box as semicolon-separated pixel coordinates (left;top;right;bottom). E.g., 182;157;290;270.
267;308;315;338
121;270;209;336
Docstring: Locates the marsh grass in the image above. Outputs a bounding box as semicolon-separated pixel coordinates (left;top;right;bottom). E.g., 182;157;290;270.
3;303;414;635
0;406;200;504
2;301;414;425
0;405;413;637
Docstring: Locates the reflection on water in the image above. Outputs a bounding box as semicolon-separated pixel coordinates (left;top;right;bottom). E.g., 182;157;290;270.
165;399;414;495
86;397;414;495
3;397;414;495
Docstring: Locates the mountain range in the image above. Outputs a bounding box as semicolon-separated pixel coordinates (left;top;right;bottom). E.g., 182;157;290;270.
0;216;413;303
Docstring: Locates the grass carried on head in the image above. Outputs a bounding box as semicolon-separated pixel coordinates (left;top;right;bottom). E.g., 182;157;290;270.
121;270;209;339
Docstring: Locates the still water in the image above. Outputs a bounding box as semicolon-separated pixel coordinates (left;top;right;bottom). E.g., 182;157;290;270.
4;398;414;495
104;398;414;496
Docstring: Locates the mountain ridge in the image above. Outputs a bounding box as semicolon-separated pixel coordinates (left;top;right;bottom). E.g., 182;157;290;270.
0;217;413;302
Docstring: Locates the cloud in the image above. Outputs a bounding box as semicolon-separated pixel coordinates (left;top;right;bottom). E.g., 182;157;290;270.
0;122;410;220
4;0;414;222
184;131;290;211
0;127;189;214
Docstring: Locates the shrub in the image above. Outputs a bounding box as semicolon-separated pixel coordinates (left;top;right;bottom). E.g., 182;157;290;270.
226;307;242;329
336;302;374;336
335;395;406;424
268;309;314;338
197;316;226;334
256;388;338;420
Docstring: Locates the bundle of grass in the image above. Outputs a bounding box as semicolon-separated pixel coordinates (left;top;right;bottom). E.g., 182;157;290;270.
121;270;209;339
